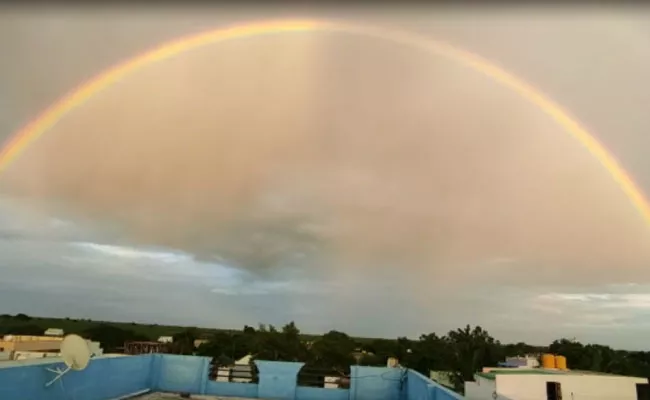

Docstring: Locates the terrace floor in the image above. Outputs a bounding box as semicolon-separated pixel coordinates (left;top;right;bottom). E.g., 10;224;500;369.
135;393;256;400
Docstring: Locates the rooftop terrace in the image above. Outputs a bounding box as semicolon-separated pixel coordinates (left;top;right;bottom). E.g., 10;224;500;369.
476;368;618;381
0;354;463;400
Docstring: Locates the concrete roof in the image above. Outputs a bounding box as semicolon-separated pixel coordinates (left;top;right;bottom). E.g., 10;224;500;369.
477;368;623;381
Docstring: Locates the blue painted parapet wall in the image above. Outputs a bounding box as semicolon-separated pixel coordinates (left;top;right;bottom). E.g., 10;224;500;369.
0;355;152;400
0;353;463;400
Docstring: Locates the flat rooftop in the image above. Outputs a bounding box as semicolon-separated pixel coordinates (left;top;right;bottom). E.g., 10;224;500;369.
477;368;620;380
136;394;256;400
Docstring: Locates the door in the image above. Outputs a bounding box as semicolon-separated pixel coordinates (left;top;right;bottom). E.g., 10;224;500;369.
546;381;562;400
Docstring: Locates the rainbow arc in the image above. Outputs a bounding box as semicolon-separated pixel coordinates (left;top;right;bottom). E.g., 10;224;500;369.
1;19;648;226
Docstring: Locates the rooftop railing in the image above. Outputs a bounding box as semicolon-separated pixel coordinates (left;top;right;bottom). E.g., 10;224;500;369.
0;353;463;400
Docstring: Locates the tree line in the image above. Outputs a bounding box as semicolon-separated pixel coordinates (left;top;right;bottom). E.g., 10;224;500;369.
2;314;650;394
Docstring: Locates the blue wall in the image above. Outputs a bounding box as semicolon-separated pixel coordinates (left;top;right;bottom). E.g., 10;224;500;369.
0;353;464;400
350;366;404;400
205;380;258;398
256;360;303;400
296;386;350;400
153;354;208;394
404;370;464;400
0;355;152;400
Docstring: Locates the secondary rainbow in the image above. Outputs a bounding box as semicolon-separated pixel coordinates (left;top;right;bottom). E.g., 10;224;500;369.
1;18;648;226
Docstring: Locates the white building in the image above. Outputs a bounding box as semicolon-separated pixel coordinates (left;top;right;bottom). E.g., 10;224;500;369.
430;371;454;389
43;328;64;337
13;351;60;361
86;340;104;357
465;368;648;400
215;354;254;383
157;336;173;344
5;340;103;361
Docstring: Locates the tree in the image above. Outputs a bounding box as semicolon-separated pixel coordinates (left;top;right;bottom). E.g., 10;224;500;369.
13;313;31;321
171;328;199;355
407;333;448;374
310;330;356;371
82;324;148;353
252;322;308;362
444;325;502;393
3;324;44;336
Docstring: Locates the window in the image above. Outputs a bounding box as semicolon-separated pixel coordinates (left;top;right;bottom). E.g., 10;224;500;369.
297;365;350;389
636;383;650;400
208;356;258;384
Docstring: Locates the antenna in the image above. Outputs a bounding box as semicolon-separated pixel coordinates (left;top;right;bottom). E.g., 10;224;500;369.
45;334;92;387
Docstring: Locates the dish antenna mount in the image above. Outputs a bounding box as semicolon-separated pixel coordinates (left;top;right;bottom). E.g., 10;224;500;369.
45;334;92;387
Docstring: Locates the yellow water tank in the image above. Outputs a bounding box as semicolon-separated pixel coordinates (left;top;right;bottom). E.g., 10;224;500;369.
555;355;567;370
541;353;556;369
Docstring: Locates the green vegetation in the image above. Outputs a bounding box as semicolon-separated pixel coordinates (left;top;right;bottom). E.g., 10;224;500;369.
2;314;650;394
0;314;218;339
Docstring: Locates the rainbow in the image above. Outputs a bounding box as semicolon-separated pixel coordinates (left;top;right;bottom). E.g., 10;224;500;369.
1;18;649;225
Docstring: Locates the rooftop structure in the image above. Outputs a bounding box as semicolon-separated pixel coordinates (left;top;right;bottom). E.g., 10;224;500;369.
157;336;174;343
124;341;170;355
0;353;462;400
499;355;539;369
0;335;103;362
466;366;649;400
0;335;64;355
44;328;65;337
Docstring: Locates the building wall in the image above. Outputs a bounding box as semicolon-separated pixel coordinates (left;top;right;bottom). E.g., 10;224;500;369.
0;353;462;400
465;377;496;400
0;354;152;400
430;370;454;388
87;341;103;356
350;366;403;400
497;374;647;400
13;351;59;361
0;338;63;353
2;335;64;342
406;370;463;400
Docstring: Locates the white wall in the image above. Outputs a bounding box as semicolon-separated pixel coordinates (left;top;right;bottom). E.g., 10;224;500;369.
87;341;103;356
465;376;496;400
496;374;647;400
13;351;59;361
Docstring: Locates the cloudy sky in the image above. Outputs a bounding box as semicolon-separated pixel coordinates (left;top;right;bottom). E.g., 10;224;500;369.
1;5;650;349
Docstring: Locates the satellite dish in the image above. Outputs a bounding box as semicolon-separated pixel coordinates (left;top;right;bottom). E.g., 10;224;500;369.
45;334;92;387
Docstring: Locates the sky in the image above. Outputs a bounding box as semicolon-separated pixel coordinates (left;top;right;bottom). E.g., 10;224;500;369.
1;4;650;349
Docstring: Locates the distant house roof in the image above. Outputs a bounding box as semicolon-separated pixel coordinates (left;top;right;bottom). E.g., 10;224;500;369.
477;368;622;381
235;355;252;365
43;328;64;336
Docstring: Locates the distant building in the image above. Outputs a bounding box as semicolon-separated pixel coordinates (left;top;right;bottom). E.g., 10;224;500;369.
86;340;104;357
215;354;255;383
124;341;169;355
157;336;173;344
0;335;102;361
465;366;648;400
13;351;60;361
43;328;64;337
0;335;63;355
499;355;540;369
430;371;454;389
